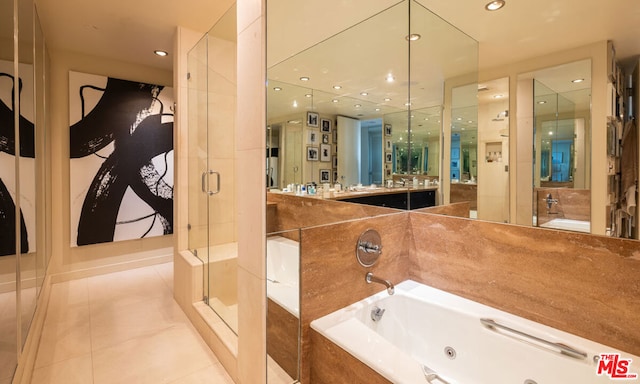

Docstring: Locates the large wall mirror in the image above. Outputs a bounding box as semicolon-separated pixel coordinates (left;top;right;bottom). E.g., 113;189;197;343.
519;59;592;233
266;0;478;208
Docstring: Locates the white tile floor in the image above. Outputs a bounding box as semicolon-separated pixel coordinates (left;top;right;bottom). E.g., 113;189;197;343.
31;262;234;384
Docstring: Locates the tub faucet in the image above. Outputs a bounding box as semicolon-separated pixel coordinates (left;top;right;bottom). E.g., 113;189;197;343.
365;272;395;295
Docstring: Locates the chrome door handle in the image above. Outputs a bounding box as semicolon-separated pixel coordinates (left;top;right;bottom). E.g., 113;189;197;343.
201;170;221;196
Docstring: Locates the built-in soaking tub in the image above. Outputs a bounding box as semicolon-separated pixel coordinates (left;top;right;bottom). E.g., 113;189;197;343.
540;218;591;233
311;280;638;383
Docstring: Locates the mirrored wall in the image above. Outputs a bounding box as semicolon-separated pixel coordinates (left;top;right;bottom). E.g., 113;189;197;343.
265;0;478;382
266;0;478;208
0;0;50;380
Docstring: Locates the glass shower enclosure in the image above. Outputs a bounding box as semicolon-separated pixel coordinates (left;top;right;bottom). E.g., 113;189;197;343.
187;4;238;334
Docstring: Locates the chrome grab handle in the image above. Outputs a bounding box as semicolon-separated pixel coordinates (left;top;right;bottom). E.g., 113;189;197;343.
480;318;587;360
201;170;221;196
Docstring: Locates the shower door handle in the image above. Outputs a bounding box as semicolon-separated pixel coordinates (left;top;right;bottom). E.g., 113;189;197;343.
201;170;221;196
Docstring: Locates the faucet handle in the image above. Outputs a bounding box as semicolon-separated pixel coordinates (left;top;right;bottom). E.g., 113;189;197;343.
358;241;382;254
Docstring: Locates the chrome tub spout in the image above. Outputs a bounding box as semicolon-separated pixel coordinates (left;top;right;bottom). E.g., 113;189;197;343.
365;272;395;295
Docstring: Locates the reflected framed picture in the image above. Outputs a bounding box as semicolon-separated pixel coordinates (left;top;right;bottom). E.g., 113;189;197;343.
308;130;318;144
385;139;392;151
307;111;319;127
332;128;337;142
322;133;330;144
332;155;337;168
384;124;392;136
320;169;331;183
333;170;338;183
307;146;319;161
321;118;331;132
385;152;392;163
320;143;331;162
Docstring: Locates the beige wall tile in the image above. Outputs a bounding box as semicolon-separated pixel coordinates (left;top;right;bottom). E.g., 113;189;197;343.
237;266;266;384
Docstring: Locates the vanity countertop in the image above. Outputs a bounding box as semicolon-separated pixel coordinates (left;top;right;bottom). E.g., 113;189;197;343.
270;185;438;200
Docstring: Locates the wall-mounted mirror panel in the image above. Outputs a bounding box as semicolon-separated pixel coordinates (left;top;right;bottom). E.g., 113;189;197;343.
18;0;37;348
477;77;510;223
526;59;592;233
0;0;17;377
267;0;478;211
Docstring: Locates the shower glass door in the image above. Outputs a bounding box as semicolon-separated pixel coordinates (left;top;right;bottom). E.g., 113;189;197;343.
187;3;238;334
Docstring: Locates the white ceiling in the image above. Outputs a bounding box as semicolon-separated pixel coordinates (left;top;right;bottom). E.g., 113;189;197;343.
34;0;236;71
33;0;640;74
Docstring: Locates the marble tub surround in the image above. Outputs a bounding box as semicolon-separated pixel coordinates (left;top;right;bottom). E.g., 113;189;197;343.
408;212;640;356
299;212;410;383
536;187;590;225
266;192;399;233
450;182;478;209
416;201;470;218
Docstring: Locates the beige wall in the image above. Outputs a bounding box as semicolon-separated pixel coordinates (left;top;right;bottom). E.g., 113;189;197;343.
237;0;267;382
48;49;173;279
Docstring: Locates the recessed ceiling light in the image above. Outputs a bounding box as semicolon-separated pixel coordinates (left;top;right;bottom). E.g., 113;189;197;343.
549;131;554;135
292;100;298;107
468;120;473;123
386;74;395;82
332;99;339;103
405;102;411;106
360;92;368;96
154;50;168;57
538;100;547;104
273;87;282;91
375;108;381;111
333;85;342;89
572;78;585;83
485;0;505;11
354;104;362;108
405;33;421;41
305;94;312;98
493;94;504;99
457;117;463;121
384;98;392;102
300;76;310;81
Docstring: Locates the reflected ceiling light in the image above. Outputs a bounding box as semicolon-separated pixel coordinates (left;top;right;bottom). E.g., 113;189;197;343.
333;85;342;89
572;78;585;83
405;102;411;106
384;97;392;101
485;0;505;11
468;120;473;123
548;131;554;135
273;87;282;91
360;92;368;96
154;50;168;57
375;108;381;111
386;74;395;82
354;104;362;108
538;100;547;104
405;33;421;41
305;93;312;98
461;128;466;131
457;117;463;121
300;76;310;81
293;100;298;108
424;118;429;121
493;94;504;99
332;99;339;103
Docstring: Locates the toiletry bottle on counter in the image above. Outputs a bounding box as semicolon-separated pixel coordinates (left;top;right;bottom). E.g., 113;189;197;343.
413;177;418;188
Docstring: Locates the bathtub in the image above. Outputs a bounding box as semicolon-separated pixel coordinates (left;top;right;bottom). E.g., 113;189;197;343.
540;218;591;233
311;280;638;383
266;236;300;317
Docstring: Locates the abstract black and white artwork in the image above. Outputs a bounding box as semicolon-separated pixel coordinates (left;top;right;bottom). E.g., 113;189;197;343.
69;71;174;247
0;59;35;257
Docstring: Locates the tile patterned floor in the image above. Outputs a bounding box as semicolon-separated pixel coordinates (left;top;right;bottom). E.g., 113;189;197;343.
31;263;234;384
